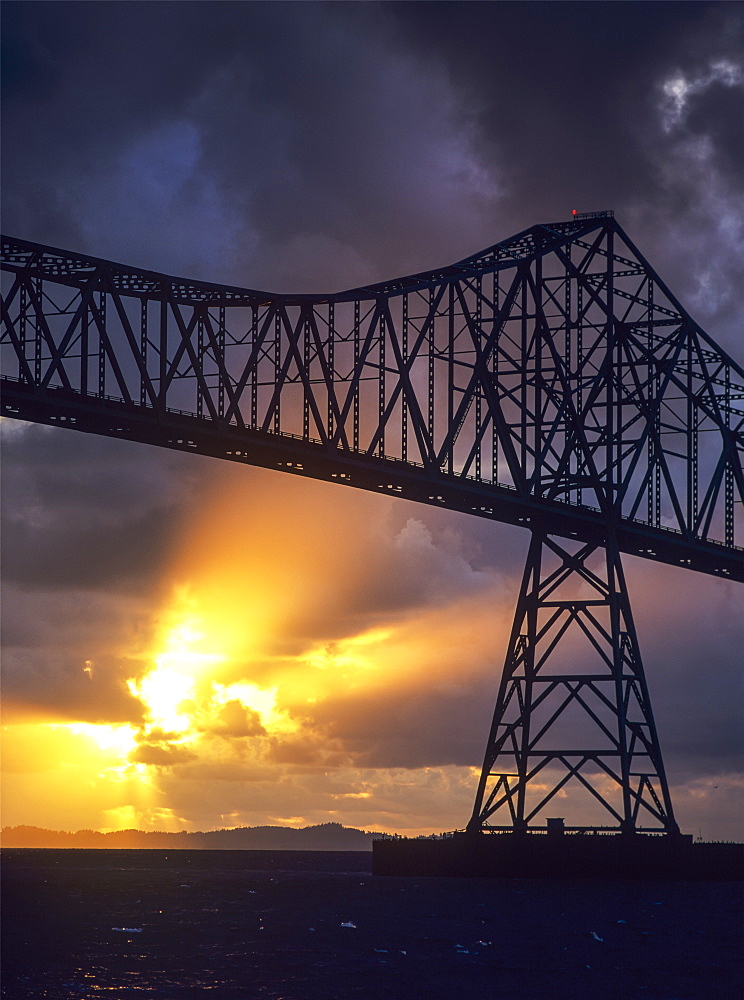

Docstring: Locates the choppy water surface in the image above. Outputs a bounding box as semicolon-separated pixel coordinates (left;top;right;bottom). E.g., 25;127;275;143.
2;849;741;999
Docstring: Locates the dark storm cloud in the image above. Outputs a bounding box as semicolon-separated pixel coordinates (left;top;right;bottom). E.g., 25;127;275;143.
389;1;744;347
1;1;501;289
4;2;741;329
390;1;712;205
289;682;496;770
1;422;201;591
626;561;744;778
1;2;244;261
1;586;146;724
0;422;204;720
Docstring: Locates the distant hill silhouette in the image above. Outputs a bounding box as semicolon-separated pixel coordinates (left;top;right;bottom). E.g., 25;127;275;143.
1;822;382;850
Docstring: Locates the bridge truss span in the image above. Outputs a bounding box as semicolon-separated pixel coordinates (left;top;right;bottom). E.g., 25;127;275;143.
2;215;742;581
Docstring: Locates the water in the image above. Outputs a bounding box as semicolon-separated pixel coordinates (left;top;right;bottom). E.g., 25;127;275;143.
2;848;741;999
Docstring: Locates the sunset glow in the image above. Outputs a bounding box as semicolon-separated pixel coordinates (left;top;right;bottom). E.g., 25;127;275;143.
127;602;223;734
1;470;516;836
62;722;139;761
3;423;742;841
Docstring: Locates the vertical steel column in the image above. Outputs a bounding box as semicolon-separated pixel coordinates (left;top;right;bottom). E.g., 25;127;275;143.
606;531;632;830
77;287;88;395
564;245;572;504
139;298;147;407
98;289;106;398
533;257;543;498
475;276;482;481
606;226;616;511
250;307;258;431
576;264;583;508
491;269;499;485
18;283;27;383
520;269;528;476
273;311;281;435
303;306;311;441
378;308;386;457
327;303;335;442
723;363;734;548
353;300;360;452
447;283;454;475
217;305;226;421
428;287;435;454
401;294;409;464
33;277;43;385
158;295;167;413
196;308;204;418
652;278;661;529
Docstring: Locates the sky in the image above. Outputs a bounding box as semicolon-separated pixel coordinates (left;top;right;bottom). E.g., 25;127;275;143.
1;0;743;840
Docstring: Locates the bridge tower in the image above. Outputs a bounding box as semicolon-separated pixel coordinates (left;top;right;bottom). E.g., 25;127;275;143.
467;531;678;835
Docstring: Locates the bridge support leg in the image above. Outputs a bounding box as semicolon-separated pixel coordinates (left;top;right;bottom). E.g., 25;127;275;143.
467;531;679;835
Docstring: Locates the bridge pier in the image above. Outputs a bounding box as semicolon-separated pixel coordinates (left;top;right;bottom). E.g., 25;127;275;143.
468;529;678;837
372;831;744;880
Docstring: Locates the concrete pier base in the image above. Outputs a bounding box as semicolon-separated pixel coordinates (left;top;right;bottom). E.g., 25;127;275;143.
373;832;744;880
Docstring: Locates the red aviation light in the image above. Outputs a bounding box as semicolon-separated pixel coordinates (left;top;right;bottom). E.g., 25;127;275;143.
572;209;578;216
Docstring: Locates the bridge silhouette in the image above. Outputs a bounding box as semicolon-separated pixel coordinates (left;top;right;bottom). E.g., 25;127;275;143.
2;213;742;836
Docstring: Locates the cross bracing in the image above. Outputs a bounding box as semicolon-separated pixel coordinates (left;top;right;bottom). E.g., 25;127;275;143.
2;214;742;580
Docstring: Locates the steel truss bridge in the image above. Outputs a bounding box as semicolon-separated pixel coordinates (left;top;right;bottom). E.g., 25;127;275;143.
2;212;743;836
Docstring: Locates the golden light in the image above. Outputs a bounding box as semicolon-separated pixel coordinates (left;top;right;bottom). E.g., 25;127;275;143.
0;719;156;833
62;722;139;760
127;592;227;735
121;581;308;769
127;668;196;734
2;469;512;837
212;681;297;734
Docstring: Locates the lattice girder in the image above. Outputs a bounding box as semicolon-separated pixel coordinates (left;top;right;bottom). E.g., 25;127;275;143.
1;215;742;580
